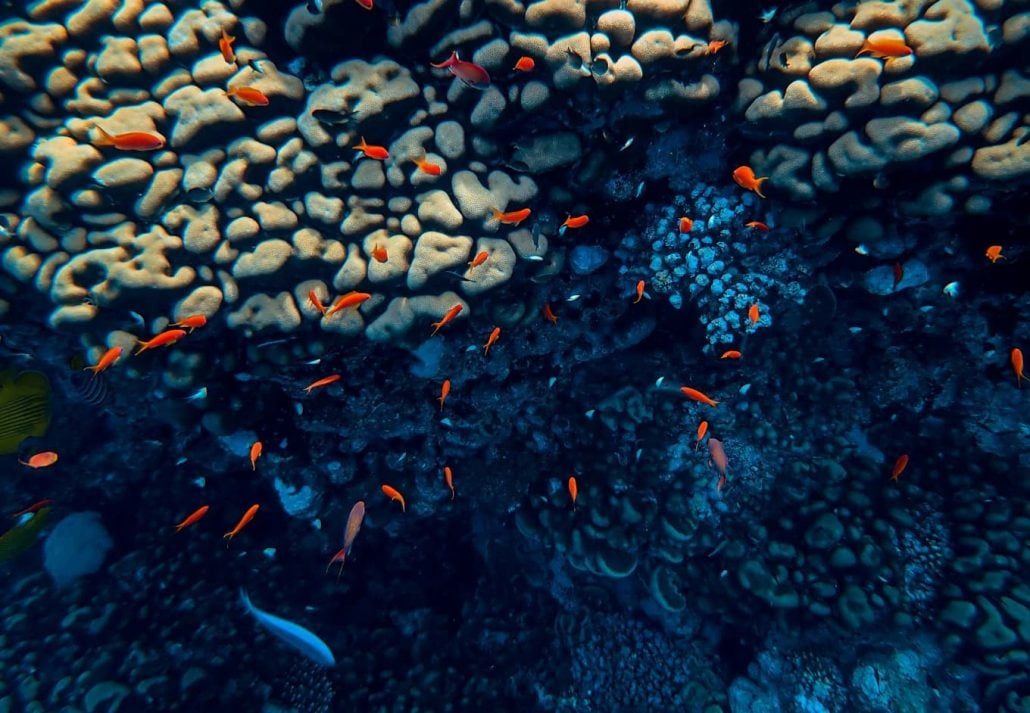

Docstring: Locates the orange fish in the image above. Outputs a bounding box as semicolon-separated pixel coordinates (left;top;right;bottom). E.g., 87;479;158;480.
985;245;1005;263
326;291;371;317
568;475;578;511
483;326;501;355
856;36;913;59
353;0;373;10
430;304;463;335
706;39;728;55
172;314;207;332
354;137;389;160
326;500;365;576
11;498;52;518
748;303;760;327
745;221;769;231
308;290;327;316
304;374;341;393
19;451;58;469
219;28;236;64
438;378;451;412
732;166;768;198
560;214;589;231
85;346;123;377
542;303;558;325
708;437;728;477
224;504;259;545
381;484;406;512
893;262;904;291
250;440;262;471
135;329;187;356
514;56;535;72
468;250;489;268
92;126;165;151
371;243;388;263
227;86;269;106
890;454;909;482
695;420;708;451
680;386;719;407
490;207;532;226
633;280;646;304
1012;347;1025;387
412;151;442;176
679;217;694;233
444;466;455;500
175;505;209;533
720;350;742;360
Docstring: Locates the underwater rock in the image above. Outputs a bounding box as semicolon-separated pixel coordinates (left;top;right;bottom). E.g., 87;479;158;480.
43;512;114;588
569;244;609;275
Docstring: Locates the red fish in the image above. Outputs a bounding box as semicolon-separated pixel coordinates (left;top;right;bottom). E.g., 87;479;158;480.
732;166;768;198
308;290;327;316
745;220;769;231
491;207;531;226
250;440;262;471
483;326;501;356
326;500;366;576
219;28;236;64
172;314;207;332
985;245;1005;263
431;50;491;89
11;499;52;518
85;346;123;377
1012;347;1025;387
633;280;646;304
708;437;728;477
695;420;708;451
679;217;694;233
227;86;269;106
890;454;909;482
224;504;259;545
720;350;742;360
381;484;406;512
856;36;912;59
175;505;209;533
353;0;373;10
748;303;760;327
444;466;455;500
430;304;463;335
304;374;341;393
371;243;388;263
468;250;489;268
354;137;389;160
680;386;718;407
438;379;451;411
568;475;578;511
893;262;904;291
92;126;165;151
513;56;535;72
542;303;558;325
326;291;371;317
18;451;58;469
412;151;442;176
135;329;187;355
560;214;589;231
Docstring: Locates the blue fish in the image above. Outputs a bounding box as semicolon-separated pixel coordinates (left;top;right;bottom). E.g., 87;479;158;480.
239;589;336;666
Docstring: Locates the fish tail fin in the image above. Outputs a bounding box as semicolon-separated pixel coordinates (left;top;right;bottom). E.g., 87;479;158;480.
489;209;503;222
755;177;768;199
239;588;252;612
133;338;148;356
355;136;367;151
92;125;114;147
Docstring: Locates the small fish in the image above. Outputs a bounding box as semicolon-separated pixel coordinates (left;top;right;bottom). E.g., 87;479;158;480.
620;137;635;152
438;379;451;411
430;50;491;89
513;56;535;72
308;290;327;316
559;214;589;232
855;244;870;256
92;126;165;151
655;377;665;387
219;28;236;64
720;350;742;359
18;451;58;469
85;346;123;377
893;262;904;291
566;294;582;303
943;281;960;298
11;498;52;518
183;187;213;203
381;484;406;512
411;151;442;176
890;454;909;482
542;303;558;325
633;280;646;304
444;466;455;500
172;314;207;332
304;374;341;393
326;500;365;576
430;304;463;335
745;221;769;231
239;589;336;666
759;7;777;23
468;250;489;268
525;255;545;262
679;217;694;233
185;387;208;402
326;292;371;317
567;475;578;511
635;181;645;198
732;166;768;198
695;420;708;451
135;329;187;355
985;245;1005;263
680;386;719;407
175;505;209;533
128;310;145;327
585;409;595;419
227;86;270;106
748;303;760;327
483;326;501;355
708;437;728;477
250;440;263;470
706;39;728;55
1012;347;1025;387
224;504;260;545
311;108;358;126
635;448;643;462
548;377;557;389
371;243;388;263
490;207;531;226
354;137;389;160
856;36;913;60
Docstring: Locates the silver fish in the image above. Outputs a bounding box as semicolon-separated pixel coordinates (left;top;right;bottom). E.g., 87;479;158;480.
240;589;335;667
566;294;582;302
585;409;595;419
185;387;207;401
524;255;545;262
635;181;646;198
